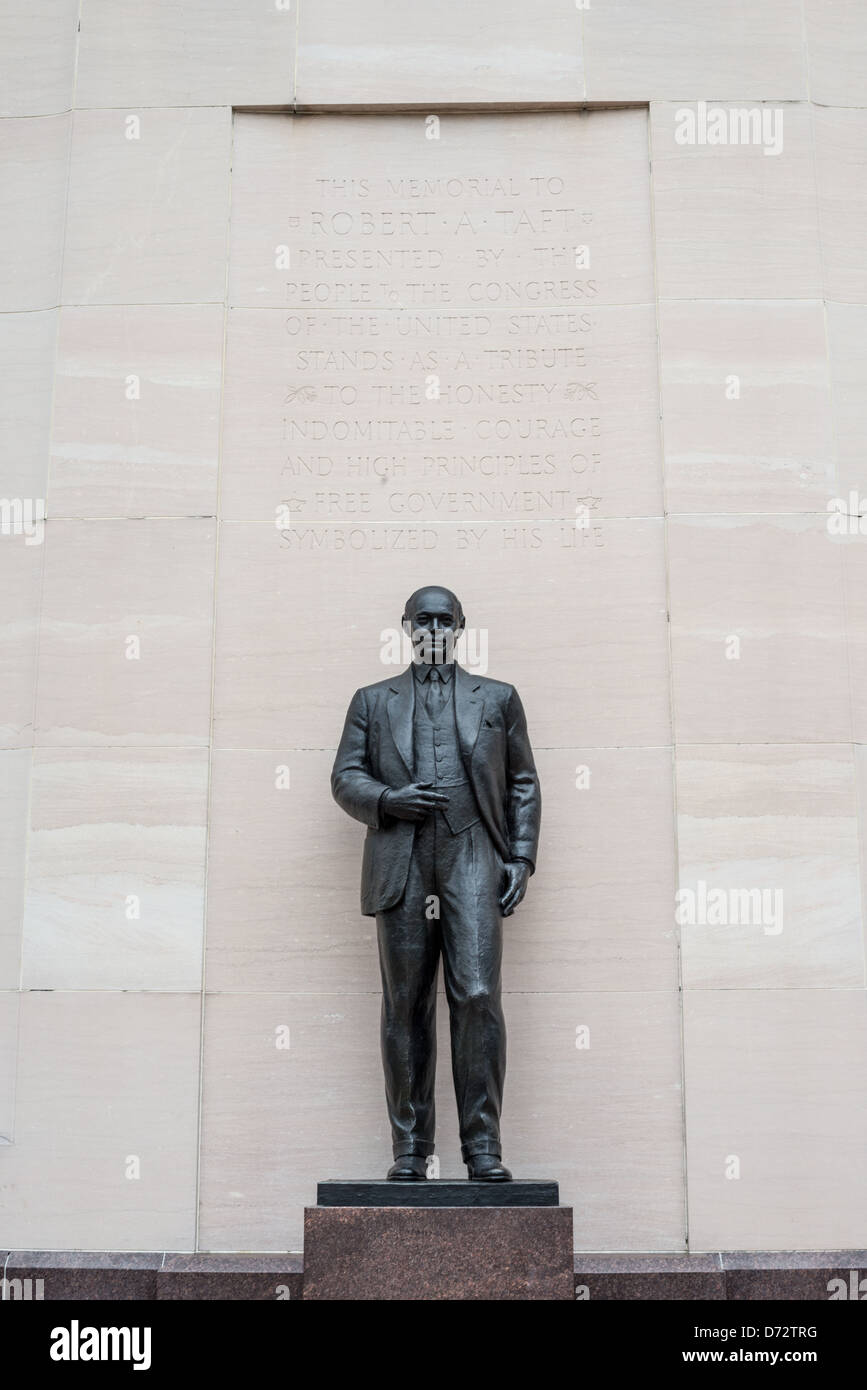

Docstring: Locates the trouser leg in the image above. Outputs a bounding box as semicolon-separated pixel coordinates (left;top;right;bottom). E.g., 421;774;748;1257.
375;817;440;1157
436;817;508;1161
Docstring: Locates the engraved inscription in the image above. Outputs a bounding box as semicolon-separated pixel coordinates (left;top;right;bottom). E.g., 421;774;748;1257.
225;113;659;538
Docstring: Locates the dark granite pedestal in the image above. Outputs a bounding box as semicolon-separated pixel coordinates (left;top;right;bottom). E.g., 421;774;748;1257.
303;1179;573;1300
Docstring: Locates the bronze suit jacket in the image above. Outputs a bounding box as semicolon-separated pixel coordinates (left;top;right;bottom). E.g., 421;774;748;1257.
331;662;542;916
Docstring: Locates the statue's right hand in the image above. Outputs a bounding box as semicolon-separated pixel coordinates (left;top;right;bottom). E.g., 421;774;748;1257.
382;782;451;822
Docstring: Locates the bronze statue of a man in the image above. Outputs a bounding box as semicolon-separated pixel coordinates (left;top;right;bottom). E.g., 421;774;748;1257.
331;586;541;1181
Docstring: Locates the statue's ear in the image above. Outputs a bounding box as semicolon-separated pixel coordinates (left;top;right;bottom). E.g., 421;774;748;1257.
401;615;412;635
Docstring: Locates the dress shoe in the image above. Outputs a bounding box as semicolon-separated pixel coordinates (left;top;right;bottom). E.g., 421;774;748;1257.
466;1153;512;1181
387;1154;428;1181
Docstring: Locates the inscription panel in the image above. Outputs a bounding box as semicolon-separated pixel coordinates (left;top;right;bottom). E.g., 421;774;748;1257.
225;112;660;527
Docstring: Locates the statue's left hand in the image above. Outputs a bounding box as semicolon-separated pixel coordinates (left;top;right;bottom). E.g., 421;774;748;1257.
499;861;530;917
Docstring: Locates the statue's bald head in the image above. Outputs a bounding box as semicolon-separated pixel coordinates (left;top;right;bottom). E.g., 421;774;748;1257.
403;585;464;628
402;586;465;664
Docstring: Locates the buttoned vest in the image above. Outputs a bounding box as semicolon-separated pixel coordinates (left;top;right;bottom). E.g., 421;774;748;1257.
412;679;482;834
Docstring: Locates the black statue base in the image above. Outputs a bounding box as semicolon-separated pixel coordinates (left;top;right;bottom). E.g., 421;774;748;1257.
317;1178;559;1207
303;1179;573;1299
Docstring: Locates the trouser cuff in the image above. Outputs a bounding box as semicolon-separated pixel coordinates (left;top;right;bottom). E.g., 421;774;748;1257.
461;1141;502;1161
393;1140;435;1158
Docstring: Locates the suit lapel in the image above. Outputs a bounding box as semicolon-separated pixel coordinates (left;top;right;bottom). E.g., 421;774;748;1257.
389;663;485;776
387;666;416;776
454;662;485;765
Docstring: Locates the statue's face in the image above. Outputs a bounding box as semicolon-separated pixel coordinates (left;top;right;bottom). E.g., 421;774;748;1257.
403;588;464;665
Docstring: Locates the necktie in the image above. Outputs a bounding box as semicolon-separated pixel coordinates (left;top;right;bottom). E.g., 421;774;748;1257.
426;667;445;718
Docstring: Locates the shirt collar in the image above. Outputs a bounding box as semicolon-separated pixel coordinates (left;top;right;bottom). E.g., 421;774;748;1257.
412;660;455;684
